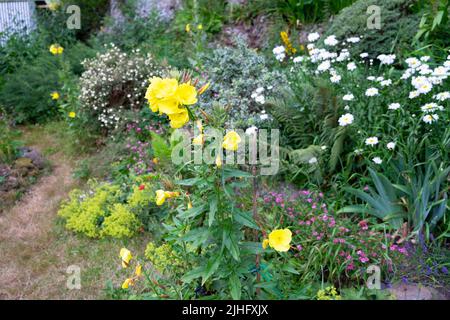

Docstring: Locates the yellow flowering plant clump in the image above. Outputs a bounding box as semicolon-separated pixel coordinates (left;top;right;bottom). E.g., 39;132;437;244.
145;73;208;129
280;31;297;56
317;286;342;300
49;44;64;55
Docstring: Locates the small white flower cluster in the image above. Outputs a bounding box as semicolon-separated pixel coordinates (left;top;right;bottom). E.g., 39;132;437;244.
251;87;266;104
273;46;286;62
79;44;165;131
377;54;396;65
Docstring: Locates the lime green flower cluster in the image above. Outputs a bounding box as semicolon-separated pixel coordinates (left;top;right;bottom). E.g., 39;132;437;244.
317;286;342;300
144;242;186;275
58;180;141;238
127;182;154;208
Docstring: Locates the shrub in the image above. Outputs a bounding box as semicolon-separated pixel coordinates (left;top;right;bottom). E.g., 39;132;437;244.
58;180;143;238
322;0;420;59
0;54;60;123
200;38;287;128
78;45;167;134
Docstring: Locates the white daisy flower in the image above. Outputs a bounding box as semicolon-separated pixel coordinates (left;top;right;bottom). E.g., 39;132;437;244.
409;90;420;99
388;103;401;110
434;91;450;101
417;82;433;94
387;142;396;150
293;56;304;63
422;114;439;124
421;102;443;113
360;52;369;58
405;57;421;69
380;79;392;87
420;56;430;62
338;113;354;126
343;94;354;101
365;136;379;146
372;157;383;164
330;74;341;83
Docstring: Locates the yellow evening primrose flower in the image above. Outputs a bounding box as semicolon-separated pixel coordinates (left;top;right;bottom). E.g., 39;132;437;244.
164;191;180;198
135;264;142;277
262;239;270;250
197;24;203;30
152;157;159;164
119;248;132;268
215;155;222;168
168;109;189;129
188;201;193;209
51;92;60;100
175;83;198;105
121;278;134;289
155;190;166;206
185;24;191;32
268;229;292;252
222;131;241;151
68;112;76;118
192;134;204;145
198;82;210;95
49;44;64;55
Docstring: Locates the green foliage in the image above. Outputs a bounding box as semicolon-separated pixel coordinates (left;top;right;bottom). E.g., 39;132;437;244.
414;0;449;43
58;180;143;238
0;54;60;123
200;38;286;128
323;0;420;59
340;162;450;237
144;242;187;275
174;0;228;34
243;0;357;24
0;112;21;163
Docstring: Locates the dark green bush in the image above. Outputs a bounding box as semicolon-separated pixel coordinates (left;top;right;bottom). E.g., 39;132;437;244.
0;55;60;124
322;0;420;58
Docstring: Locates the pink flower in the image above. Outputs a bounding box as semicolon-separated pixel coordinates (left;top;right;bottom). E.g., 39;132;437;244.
296;245;303;251
346;263;355;270
358;220;368;230
359;257;369;263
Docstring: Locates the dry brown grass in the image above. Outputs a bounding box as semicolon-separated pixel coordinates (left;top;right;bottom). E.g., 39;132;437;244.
0;123;149;299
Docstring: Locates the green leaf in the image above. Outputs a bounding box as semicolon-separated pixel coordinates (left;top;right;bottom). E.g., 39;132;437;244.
222;168;252;179
241;241;264;254
229;273;241;300
175;177;203;186
177;204;206;219
202;254;222;285
181;266;204;283
234;210;260;230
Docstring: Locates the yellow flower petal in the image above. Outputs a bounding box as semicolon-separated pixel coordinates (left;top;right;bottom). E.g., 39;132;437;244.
215;155;222;168
192;134;204;145
262;239;269;250
168;109;189;129
222;131;241;151
119;248;132;267
68;112;76;118
175;83;198;105
122;278;133;289
135;264;142;277
268;229;292;252
155;190;166;206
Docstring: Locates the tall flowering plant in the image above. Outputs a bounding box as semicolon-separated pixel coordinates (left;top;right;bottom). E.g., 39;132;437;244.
137;72;259;299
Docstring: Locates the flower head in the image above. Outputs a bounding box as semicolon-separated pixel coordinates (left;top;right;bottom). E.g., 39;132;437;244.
51;92;60;100
119;248;132;268
268;229;292;252
365;136;379;146
222;131;241;151
338;113;354;126
49;44;64;55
